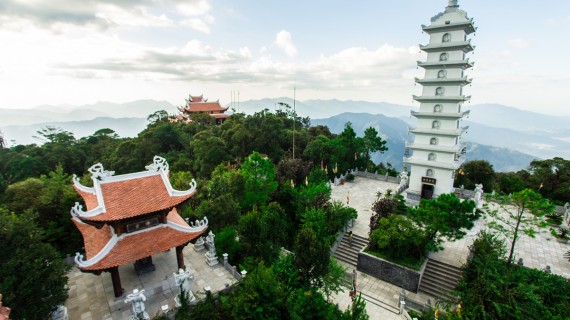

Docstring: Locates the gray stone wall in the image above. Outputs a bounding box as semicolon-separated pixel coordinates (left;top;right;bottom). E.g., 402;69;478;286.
357;251;426;292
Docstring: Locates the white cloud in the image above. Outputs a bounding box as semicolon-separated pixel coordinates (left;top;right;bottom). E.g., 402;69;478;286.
508;38;530;48
180;18;211;33
275;30;298;57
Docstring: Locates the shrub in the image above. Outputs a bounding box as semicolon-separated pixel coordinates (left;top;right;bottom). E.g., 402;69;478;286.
369;215;426;260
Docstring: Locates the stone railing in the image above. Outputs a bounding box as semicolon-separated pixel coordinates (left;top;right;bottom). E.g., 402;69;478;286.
221;253;244;281
453;187;474;199
352;168;400;184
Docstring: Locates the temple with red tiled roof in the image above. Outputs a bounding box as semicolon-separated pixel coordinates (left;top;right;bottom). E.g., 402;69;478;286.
71;156;208;297
173;94;230;125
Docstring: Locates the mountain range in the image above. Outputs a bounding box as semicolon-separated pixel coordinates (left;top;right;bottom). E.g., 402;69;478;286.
1;99;568;172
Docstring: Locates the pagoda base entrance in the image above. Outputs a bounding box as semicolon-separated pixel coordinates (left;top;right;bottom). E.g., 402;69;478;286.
134;257;156;275
421;184;434;199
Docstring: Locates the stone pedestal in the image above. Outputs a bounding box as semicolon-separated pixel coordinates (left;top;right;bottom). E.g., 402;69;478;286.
194;237;205;252
206;252;219;266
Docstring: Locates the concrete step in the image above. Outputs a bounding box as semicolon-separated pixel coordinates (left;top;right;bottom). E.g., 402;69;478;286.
334;251;358;266
418;259;462;301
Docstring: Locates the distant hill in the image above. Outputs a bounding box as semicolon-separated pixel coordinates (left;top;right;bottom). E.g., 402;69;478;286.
3;117;148;145
0;100;177;127
1;98;566;170
312;112;537;172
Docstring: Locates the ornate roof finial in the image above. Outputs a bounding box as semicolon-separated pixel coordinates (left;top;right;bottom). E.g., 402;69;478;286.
448;0;459;7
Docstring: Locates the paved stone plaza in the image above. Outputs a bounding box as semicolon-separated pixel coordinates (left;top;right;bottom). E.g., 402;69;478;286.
65;244;237;319
331;176;570;319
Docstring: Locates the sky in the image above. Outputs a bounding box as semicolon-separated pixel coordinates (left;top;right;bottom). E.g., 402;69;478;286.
1;0;569;116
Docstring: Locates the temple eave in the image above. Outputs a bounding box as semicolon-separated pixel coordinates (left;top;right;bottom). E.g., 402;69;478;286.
411;110;470;119
415;77;472;85
403;158;461;170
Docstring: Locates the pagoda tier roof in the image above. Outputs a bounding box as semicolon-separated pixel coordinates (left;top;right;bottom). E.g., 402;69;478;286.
409;126;469;137
422;19;476;34
71;156;197;222
405;142;465;154
74;209;208;271
413;95;471;103
420;40;474;53
417;59;473;70
411;110;470;119
179;102;229;113
415;77;472;86
403;157;463;170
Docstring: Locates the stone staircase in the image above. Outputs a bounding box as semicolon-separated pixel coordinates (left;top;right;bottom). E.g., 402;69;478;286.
333;233;368;266
418;259;463;301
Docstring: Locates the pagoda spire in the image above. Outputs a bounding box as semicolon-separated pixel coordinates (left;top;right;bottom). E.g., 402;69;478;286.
448;0;459;7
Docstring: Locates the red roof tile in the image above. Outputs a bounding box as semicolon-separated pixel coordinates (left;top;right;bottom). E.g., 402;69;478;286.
185;102;228;113
78;175;195;222
72;219;113;259
73;186;98;211
80;210;205;271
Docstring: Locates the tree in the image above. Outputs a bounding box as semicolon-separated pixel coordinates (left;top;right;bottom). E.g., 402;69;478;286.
146;110;169;125
0;209;70;319
370;215;426;260
408;193;479;252
484;189;554;268
362;127;387;164
293;227;330;286
496;172;526;195
190;130;230;178
456;231;570;319
238;151;278;210
454;160;495;191
527;157;570;204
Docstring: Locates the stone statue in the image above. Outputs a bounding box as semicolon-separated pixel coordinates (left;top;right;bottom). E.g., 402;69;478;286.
562;202;570;227
206;231;216;257
399;171;409;188
174;268;196;306
124;289;149;320
474;184;484;209
205;231;219;266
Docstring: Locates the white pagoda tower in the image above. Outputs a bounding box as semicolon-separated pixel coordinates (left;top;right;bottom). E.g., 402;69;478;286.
405;0;475;200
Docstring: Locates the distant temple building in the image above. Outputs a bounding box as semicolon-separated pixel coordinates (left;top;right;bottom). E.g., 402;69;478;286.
405;0;475;200
71;156;208;297
173;94;230;125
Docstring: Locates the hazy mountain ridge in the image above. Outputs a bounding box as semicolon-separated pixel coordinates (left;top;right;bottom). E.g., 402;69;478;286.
312;113;537;172
0;98;565;172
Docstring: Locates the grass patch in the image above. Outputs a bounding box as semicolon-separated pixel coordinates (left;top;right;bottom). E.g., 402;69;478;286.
364;247;425;271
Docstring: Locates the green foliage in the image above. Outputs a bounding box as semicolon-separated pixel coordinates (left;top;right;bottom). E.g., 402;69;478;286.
496;171;526;195
369;215;426;261
194;194;240;232
0;209;70;319
215;227;241;264
225;263;286;319
528;157;570;204
293;228;330;286
456;231;570;319
362;126;387;162
454;160;496;192
484;189;554;267
239;151;278;210
3;166;82;254
369;194;407;233
238;203;290;263
190;130;230;178
207;164;244;201
408;193;479;252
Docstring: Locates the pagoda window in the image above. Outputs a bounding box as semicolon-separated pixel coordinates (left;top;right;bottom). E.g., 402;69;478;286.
430;137;438;145
434;105;442;113
426;169;434;177
428;153;436;161
437;70;446;79
435;87;444;96
432;120;441;129
442;33;451;43
440;53;448;61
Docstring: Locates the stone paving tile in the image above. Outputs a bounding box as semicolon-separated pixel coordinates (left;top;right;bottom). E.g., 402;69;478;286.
331;176;570;317
65;244;238;319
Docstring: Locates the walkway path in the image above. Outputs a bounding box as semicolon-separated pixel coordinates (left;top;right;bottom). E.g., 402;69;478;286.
65;245;237;319
330;176;570;319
